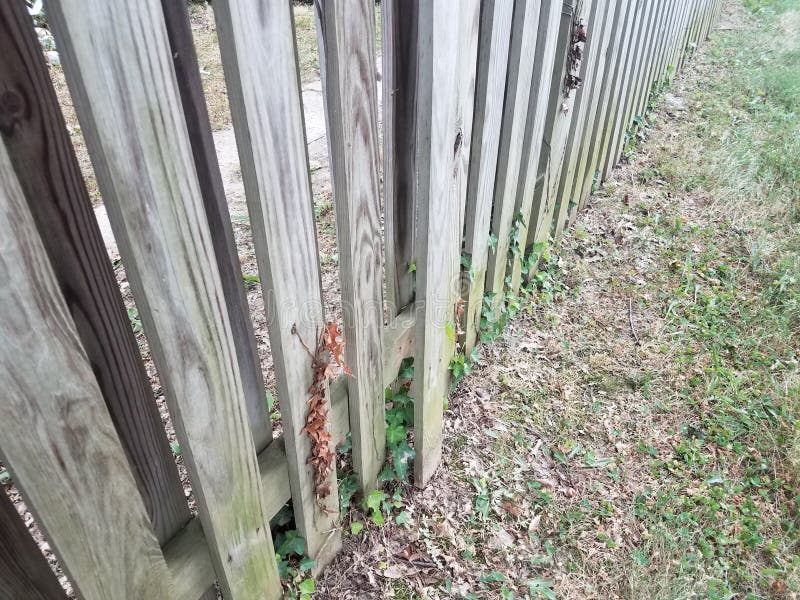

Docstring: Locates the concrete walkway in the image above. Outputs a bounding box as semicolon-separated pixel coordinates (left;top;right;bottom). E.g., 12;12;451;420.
94;74;376;259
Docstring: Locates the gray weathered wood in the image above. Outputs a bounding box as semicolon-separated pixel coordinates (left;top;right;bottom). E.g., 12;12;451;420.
212;0;341;568
485;0;542;310
383;0;419;318
596;0;647;180
571;0;630;212
0;1;189;545
315;0;386;494
412;0;480;488
509;0;564;292
47;1;281;596
0;140;174;600
0;486;67;600
161;0;272;455
551;0;614;239
527;0;595;250
461;0;514;353
604;0;658;177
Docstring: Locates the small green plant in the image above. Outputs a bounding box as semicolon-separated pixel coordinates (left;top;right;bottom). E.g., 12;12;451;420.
380;359;416;483
242;273;260;288
272;529;316;599
449;346;481;388
127;307;142;334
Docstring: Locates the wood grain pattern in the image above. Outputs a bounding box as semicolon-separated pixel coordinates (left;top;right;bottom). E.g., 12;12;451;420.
0;140;174;599
315;0;386;494
412;0;481;488
509;0;564;292
383;0;419;317
0;489;66;600
461;0;514;353
161;0;272;454
485;0;542;310
212;0;341;568
0;2;189;546
551;0;615;239
47;1;281;596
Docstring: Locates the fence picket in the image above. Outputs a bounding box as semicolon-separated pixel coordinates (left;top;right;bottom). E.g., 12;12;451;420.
212;0;341;568
161;0;272;455
551;0;615;238
574;0;637;210
604;0;658;176
461;0;514;353
485;0;542;311
563;0;624;228
509;1;564;293
0;140;174;599
0;2;189;546
47;1;282;596
596;0;647;180
412;0;481;487
316;0;386;494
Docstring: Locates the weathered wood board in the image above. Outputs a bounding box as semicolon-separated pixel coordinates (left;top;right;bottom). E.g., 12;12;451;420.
315;0;386;493
412;0;480;488
48;0;281;595
0;140;175;600
212;0;340;570
461;0;514;353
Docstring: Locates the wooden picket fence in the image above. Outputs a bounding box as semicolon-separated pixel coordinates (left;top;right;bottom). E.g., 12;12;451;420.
0;0;722;597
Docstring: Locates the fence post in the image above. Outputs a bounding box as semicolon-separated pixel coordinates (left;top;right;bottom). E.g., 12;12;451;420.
315;0;386;494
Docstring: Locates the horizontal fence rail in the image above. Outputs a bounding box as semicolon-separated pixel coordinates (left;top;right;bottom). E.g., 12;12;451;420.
0;0;723;597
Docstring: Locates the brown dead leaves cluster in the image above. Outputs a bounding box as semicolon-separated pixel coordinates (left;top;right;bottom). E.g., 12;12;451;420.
296;322;352;506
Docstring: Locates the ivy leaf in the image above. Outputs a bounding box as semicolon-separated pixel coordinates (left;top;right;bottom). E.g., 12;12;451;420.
488;233;499;252
392;440;416;481
407;262;417;273
365;490;385;514
275;554;289;579
386;423;407;446
350;521;364;535
298;578;315;594
395;511;410;525
398;359;414;380
277;530;306;557
299;556;316;572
